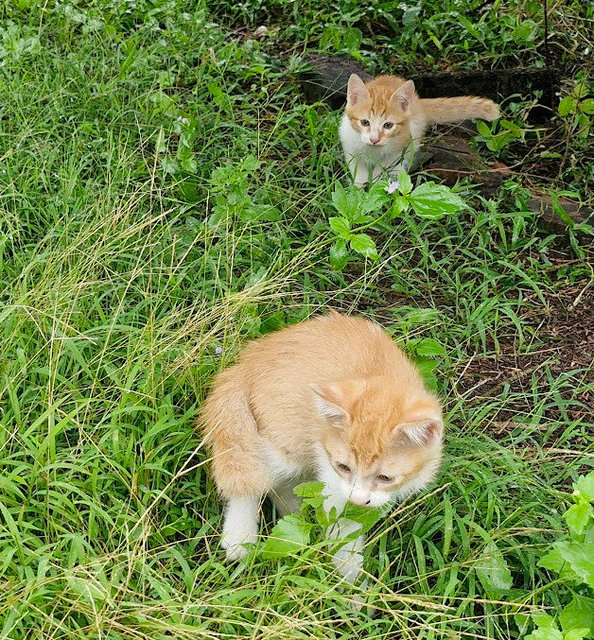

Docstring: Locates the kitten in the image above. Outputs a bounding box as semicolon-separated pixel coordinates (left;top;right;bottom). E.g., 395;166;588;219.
200;311;443;585
339;74;500;187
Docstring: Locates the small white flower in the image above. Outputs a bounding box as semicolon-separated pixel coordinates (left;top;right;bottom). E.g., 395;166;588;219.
387;180;399;194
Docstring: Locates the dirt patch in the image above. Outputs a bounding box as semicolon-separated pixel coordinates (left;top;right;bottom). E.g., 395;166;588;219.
457;280;594;432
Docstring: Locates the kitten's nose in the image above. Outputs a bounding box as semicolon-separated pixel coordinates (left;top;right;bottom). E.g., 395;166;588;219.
370;134;381;145
350;494;372;507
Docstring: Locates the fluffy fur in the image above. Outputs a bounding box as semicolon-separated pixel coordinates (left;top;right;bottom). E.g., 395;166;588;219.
200;312;444;583
339;74;500;186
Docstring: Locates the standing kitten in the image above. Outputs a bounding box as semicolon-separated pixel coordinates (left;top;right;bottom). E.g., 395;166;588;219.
201;312;443;584
339;74;499;187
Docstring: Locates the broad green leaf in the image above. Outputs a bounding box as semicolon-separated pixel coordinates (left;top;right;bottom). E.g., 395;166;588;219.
579;98;594;115
415;358;439;391
476;120;492;137
564;502;593;535
358;189;387;217
261;514;312;559
539;548;565;573
161;156;178;174
342;503;382;530
557;542;594;586
329;216;351;239
475;541;513;593
402;4;421;26
533;613;557;630
329;239;349;271
293;482;326;508
512;19;537;43
415;338;447;358
389;195;408;218
559;96;577;117
397;170;413;195
293;481;326;498
415;356;439;377
343;26;363;51
242;154;261;172
560;596;594;636
565;630;590;640
500;119;524;136
408;182;466;218
575;473;594;501
240;204;281;222
350;233;378;260
331;182;349;216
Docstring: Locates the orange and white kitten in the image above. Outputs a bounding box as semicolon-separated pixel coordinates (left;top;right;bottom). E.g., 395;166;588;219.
340;74;499;187
201;312;443;584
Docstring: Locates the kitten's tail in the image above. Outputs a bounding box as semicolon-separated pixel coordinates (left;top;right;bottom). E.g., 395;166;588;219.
419;96;499;125
199;367;270;499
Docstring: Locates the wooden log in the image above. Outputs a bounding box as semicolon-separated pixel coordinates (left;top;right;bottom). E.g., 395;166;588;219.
299;54;559;121
525;196;592;232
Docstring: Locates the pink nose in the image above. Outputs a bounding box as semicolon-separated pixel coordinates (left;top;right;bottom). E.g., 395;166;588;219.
370;135;380;145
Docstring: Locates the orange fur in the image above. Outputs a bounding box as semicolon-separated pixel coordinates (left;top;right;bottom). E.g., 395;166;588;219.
201;312;444;572
340;73;499;185
418;96;500;124
201;312;443;499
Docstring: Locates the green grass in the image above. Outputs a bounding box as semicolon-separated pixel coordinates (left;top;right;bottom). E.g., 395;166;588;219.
0;1;593;638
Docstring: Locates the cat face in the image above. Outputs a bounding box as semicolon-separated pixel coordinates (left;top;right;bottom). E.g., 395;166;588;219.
312;377;443;508
345;74;416;148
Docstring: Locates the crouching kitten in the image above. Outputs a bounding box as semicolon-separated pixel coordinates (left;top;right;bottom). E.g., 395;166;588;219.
340;73;499;186
200;311;443;585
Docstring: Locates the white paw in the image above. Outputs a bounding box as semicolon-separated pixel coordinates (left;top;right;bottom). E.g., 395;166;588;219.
221;531;257;560
332;548;363;584
349;592;365;612
336;580;372;613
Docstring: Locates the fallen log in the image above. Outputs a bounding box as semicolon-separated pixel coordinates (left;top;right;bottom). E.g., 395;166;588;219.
299;54;558;121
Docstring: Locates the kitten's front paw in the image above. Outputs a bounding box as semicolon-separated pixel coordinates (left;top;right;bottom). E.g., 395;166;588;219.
332;547;363;584
353;179;368;189
349;592;365;612
221;531;257;561
336;580;375;614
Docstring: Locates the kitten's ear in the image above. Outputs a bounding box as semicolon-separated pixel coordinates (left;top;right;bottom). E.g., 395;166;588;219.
347;74;369;106
396;417;443;446
310;379;366;424
391;80;416;112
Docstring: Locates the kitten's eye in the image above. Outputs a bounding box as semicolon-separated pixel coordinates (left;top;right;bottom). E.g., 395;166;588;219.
360;119;370;127
336;463;352;474
376;474;393;483
383;122;394;130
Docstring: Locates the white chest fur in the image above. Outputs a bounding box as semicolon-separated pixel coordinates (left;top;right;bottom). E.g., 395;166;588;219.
339;113;426;184
261;439;304;485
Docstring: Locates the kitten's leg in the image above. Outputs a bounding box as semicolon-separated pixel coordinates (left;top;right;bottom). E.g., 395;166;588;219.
324;495;365;584
221;495;261;560
348;156;373;188
371;164;385;184
331;521;365;584
271;481;301;517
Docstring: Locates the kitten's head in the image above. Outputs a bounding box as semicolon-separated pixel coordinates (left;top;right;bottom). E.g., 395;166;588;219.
344;74;416;148
311;376;443;508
